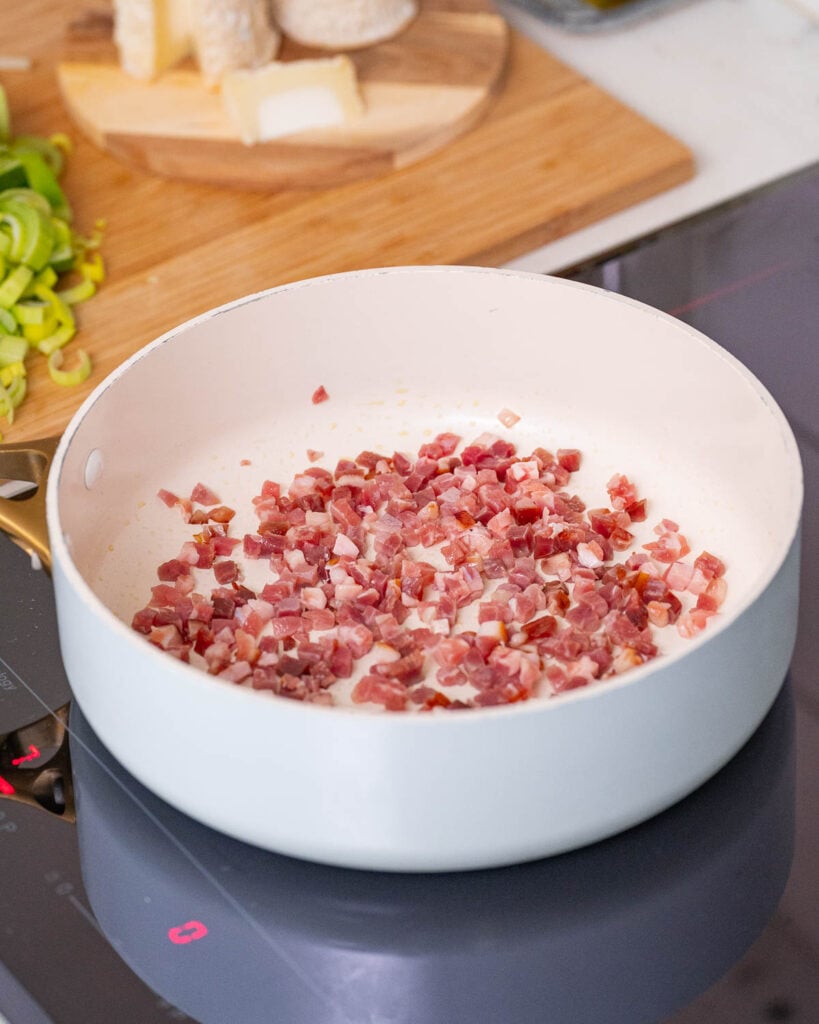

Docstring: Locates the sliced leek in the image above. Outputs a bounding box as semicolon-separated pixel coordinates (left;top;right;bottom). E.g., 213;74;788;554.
47;347;90;387
0;334;26;365
0;82;102;427
0;265;33;308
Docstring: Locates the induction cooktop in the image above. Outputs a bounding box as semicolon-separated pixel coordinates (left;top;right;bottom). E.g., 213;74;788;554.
2;164;818;1024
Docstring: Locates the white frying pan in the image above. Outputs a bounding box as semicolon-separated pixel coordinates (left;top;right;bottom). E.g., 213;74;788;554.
0;267;803;871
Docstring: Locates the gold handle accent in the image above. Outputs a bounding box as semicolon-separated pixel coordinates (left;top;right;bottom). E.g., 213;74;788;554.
0;435;60;573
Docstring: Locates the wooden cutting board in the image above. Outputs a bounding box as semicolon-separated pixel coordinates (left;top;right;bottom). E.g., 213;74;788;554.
2;0;694;445
57;0;510;189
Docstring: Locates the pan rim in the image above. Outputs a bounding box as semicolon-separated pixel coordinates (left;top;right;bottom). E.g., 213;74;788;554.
45;265;805;725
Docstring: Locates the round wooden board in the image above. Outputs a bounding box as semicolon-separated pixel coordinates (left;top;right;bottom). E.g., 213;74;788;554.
56;0;508;190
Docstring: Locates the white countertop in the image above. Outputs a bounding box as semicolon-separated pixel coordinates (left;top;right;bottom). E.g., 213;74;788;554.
497;0;819;273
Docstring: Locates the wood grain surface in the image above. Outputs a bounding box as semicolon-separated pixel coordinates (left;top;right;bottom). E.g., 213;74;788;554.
57;0;510;189
2;0;694;444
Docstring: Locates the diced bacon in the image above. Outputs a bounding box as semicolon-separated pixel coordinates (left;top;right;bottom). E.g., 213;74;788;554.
139;433;727;710
301;587;327;610
611;646;643;673
149;624;185;650
268;617;304;639
497;408;520;428
694;551;726;579
576;541;605;569
213;560;238;585
606;474;640;512
556;449;581;472
157;559;188;582
541;553;572;580
704;575;727;607
333;533;360;558
351;674;407;711
565;603;602;634
507;460;539;483
643;527;690;564
486;507;514;537
338;624;374;659
677;608;711;638
191;482;221;505
157;489;192;521
665;560;694;591
686;567;712;595
646;601;671;628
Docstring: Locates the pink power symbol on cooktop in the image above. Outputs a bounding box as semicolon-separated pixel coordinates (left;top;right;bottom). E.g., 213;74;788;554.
0;775;14;795
168;921;209;945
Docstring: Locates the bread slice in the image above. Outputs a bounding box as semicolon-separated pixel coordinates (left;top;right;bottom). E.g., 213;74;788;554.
271;0;418;50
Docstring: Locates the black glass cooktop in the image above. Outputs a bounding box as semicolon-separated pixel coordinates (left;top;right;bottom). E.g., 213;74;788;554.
1;164;818;1024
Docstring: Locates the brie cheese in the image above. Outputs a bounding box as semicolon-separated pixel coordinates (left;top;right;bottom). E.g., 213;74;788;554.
271;0;418;50
222;56;364;144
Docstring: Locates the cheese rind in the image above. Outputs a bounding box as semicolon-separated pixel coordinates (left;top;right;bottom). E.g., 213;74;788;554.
222;56;365;144
271;0;418;50
191;0;281;84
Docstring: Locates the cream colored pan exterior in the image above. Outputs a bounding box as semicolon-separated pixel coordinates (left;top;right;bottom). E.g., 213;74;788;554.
46;267;802;871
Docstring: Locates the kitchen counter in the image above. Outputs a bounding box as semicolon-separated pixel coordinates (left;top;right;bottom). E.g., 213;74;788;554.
2;6;819;1023
498;0;819;272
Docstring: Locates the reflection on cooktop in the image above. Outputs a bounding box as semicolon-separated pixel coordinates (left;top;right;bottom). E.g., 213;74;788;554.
66;682;793;1024
3;163;819;1024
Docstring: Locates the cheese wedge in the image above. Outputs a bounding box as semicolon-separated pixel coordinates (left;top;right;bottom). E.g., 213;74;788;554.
271;0;418;50
222;56;364;144
113;0;279;82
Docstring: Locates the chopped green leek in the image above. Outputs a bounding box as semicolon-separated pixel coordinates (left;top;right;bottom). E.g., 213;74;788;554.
49;133;73;157
80;250;105;283
33;283;74;326
0;334;27;365
11;146;71;221
0;308;17;335
22;312;58;343
12;300;47;325
0;360;25;387
36;322;76;357
47;347;90;387
0;83;104;427
0;186;52;216
0;198;55;270
0;156;26;191
34;265;57;288
0;371;26;424
58;276;95;305
12;134;65;177
0;265;33;308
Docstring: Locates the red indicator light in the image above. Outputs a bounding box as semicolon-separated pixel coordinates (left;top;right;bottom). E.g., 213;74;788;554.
11;744;40;766
168;921;208;945
0;776;14;795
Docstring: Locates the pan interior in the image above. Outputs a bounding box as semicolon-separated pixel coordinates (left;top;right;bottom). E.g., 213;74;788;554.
52;269;802;691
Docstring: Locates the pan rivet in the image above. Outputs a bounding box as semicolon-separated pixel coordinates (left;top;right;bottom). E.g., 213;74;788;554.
84;450;104;490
